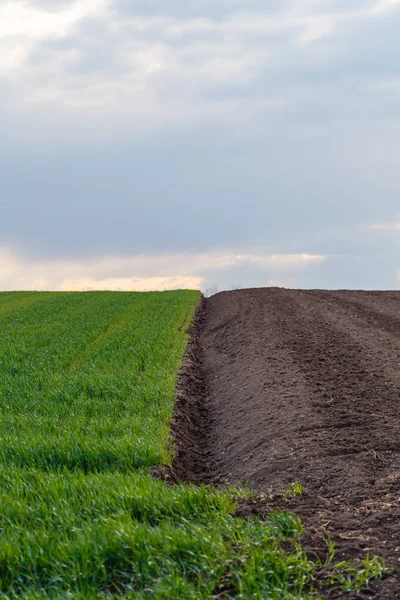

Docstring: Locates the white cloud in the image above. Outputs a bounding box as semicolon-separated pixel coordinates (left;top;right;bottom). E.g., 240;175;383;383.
61;276;203;292
0;249;325;291
193;252;324;270
364;222;400;231
0;0;106;40
0;0;107;78
372;0;400;14
1;0;398;146
0;249;203;291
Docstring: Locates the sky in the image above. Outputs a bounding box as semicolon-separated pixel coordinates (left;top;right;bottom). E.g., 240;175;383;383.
2;0;400;292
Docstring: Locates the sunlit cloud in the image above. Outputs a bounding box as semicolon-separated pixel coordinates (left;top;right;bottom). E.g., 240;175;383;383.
0;249;325;291
372;0;400;14
0;0;106;40
61;276;203;292
364;222;400;231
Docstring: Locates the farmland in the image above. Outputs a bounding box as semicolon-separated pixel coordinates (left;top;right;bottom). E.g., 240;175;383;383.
0;290;386;598
0;291;313;599
196;288;400;598
0;291;198;472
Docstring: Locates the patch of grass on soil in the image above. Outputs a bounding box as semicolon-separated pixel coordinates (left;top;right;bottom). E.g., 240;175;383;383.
0;291;384;598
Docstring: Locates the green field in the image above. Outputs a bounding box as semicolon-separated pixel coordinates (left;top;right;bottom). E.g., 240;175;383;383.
0;291;197;472
0;292;383;598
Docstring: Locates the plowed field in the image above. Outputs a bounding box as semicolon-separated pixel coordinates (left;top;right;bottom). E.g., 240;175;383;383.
179;289;400;598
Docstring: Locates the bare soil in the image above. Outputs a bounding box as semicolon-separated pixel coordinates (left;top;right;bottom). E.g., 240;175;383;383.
173;288;400;598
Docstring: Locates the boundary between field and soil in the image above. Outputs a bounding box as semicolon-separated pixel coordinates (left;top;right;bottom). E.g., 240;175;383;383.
170;295;209;483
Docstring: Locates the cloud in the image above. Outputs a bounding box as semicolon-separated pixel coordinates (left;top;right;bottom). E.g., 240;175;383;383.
372;0;400;14
196;253;324;270
0;0;105;40
2;0;399;147
0;248;324;291
2;0;400;292
0;249;204;291
0;0;107;77
61;276;203;292
363;222;400;231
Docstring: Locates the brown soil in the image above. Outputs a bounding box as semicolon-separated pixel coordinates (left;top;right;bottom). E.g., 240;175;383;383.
174;288;400;598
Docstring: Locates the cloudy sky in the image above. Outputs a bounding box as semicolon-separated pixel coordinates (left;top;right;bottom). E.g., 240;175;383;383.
2;0;400;291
